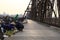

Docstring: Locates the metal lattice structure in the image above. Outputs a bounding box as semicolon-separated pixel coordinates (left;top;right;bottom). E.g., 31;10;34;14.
24;0;60;27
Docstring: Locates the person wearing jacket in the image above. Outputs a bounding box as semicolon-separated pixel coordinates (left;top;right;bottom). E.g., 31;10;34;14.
15;21;24;31
0;21;4;40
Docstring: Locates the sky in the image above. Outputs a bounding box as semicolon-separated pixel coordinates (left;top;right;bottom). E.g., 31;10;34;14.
0;0;30;15
52;0;59;18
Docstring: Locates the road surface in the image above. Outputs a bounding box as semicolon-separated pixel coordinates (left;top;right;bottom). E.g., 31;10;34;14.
4;20;60;40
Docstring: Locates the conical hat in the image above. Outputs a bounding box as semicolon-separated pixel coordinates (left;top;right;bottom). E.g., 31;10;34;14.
11;22;15;25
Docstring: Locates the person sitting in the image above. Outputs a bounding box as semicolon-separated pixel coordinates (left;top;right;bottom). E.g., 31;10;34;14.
9;22;15;31
15;21;24;31
0;21;4;40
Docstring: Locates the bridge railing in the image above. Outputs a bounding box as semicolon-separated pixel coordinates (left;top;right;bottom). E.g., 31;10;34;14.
43;18;60;27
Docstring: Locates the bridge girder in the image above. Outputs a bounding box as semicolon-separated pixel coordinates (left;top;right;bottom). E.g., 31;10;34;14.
24;0;60;27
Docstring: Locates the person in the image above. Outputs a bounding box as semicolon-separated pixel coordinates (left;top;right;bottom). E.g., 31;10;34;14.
4;22;15;37
1;21;6;33
0;21;4;40
15;21;24;31
9;22;15;31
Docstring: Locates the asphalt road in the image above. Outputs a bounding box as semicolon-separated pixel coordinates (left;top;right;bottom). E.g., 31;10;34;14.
4;20;60;40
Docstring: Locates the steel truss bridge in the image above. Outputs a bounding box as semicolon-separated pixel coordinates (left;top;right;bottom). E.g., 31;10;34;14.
24;0;60;27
